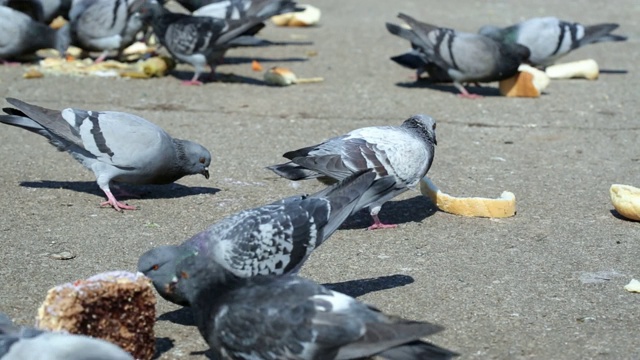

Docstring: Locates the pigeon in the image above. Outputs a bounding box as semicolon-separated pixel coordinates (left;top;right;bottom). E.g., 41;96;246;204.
138;0;305;85
175;0;221;12
0;5;70;61
69;0;146;62
138;169;395;306
1;0;73;23
267;114;437;230
39;0;74;23
0;98;211;211
0;312;133;360
171;255;459;360
386;13;531;98
478;17;628;66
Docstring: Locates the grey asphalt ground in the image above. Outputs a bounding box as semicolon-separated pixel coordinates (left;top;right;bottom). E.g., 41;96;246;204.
0;0;639;359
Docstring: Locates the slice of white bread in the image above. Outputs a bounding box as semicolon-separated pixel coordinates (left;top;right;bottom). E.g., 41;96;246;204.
420;177;516;218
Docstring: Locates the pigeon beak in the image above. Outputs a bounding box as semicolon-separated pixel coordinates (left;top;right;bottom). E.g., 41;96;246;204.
202;169;210;179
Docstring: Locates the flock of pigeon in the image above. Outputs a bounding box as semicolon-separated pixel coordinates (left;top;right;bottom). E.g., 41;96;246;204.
0;0;629;359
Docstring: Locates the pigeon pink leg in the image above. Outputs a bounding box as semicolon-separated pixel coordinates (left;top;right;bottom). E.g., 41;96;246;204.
455;82;482;99
100;189;136;211
181;72;203;86
367;214;398;230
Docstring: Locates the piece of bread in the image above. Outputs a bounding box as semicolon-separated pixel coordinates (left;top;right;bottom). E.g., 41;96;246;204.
271;4;321;27
420;177;516;218
545;59;599;80
36;271;156;360
499;64;550;97
610;184;640;221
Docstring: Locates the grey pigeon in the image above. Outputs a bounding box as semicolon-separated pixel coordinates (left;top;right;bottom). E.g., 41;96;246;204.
175;0;221;12
139;0;305;85
1;0;72;23
69;0;146;62
0;98;211;211
478;17;627;66
386;13;531;98
39;0;73;22
0;5;70;61
171;255;459;360
0;312;133;360
267;114;437;230
139;169;395;306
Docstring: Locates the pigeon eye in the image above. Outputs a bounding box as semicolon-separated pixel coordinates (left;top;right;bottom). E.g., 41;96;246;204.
199;157;206;164
180;271;189;279
151;264;159;271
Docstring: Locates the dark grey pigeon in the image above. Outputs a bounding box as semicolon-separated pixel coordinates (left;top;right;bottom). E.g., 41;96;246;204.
172;255;459;360
175;0;222;12
139;169;395;306
478;17;627;66
138;0;307;85
69;0;146;62
0;98;211;211
267;114;437;230
0;312;133;359
0;5;70;61
386;13;531;98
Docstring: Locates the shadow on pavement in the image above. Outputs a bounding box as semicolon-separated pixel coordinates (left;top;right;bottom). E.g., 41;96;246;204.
340;195;438;230
158;306;195;326
20;180;219;200
153;337;175;359
323;274;415;298
396;80;502;97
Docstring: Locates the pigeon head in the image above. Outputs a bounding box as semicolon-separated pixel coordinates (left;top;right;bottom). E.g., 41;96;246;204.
402;114;437;146
176;140;211;179
138;245;198;306
171;255;240;306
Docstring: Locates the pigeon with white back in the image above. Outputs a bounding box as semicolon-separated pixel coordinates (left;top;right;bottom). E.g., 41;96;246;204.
0;98;211;211
267;114;437;230
69;0;146;62
139;169;395;306
170;255;459;360
0;5;70;61
386;13;531;98
478;17;627;66
0;312;133;360
138;0;306;85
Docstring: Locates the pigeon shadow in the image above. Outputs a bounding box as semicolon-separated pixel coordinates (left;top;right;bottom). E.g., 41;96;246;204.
599;69;628;75
323;274;415;298
157;306;195;326
395;80;502;97
221;56;309;65
340;195;438;230
169;70;268;86
153;337;175;359
19;180;220;200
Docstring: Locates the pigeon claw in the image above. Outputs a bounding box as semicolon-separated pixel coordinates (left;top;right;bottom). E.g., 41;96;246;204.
100;200;137;211
367;215;398;230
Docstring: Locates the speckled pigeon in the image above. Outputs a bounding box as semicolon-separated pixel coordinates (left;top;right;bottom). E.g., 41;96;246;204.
386;13;530;98
478;17;627;66
0;98;211;211
0;4;70;61
267;114;437;230
0;312;133;360
171;255;459;360
69;0;146;62
139;169;395;306
138;0;305;85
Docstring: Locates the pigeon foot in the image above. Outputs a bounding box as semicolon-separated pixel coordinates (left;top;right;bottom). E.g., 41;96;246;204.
101;190;136;211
